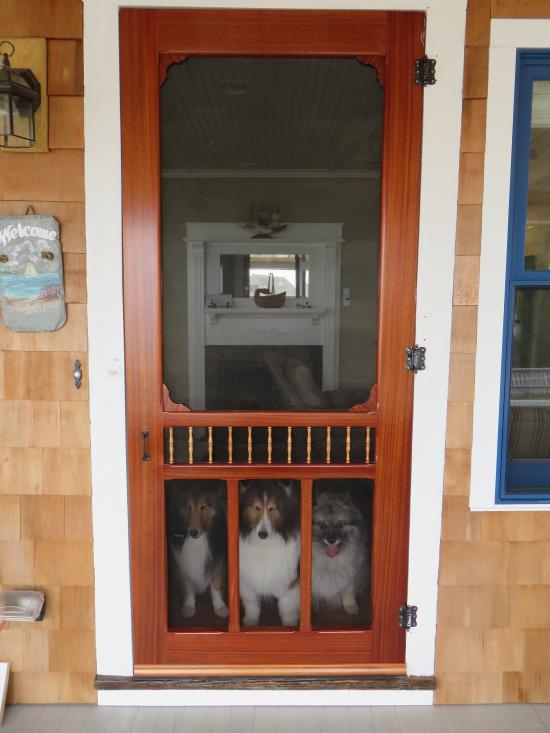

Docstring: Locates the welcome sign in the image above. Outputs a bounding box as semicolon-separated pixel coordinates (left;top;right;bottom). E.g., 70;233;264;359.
0;215;66;332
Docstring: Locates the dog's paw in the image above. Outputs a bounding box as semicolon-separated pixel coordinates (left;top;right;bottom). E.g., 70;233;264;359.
214;604;229;618
343;602;359;616
280;614;299;627
242;615;259;627
181;604;196;618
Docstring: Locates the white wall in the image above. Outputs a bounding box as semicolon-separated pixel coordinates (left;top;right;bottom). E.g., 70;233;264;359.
84;0;466;705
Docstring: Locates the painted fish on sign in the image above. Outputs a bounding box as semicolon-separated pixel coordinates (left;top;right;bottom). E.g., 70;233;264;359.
0;215;66;332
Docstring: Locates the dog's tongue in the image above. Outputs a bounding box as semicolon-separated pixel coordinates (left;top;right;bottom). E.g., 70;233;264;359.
326;544;340;558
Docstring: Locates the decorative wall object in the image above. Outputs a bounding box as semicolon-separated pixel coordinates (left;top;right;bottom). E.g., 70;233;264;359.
253;272;287;307
243;202;287;236
0;213;67;332
0;37;48;153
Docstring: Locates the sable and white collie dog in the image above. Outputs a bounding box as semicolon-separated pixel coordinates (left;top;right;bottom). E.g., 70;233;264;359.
167;480;228;619
239;480;300;627
312;489;368;615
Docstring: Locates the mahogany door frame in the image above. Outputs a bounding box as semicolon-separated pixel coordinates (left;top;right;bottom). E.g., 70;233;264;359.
120;8;424;674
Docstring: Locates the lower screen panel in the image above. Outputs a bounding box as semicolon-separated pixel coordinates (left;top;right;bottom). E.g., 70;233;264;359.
239;479;301;628
312;479;373;629
166;479;229;630
165;477;373;633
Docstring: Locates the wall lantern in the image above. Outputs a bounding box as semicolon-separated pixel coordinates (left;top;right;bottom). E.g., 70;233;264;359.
0;41;41;148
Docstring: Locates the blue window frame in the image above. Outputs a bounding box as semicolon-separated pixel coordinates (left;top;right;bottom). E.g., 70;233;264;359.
497;50;550;502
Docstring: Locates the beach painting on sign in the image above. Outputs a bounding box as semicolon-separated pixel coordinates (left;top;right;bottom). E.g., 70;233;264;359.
0;215;66;332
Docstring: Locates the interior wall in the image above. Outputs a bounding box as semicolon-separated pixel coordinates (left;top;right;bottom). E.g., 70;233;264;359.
162;177;380;405
435;0;550;704
0;0;96;704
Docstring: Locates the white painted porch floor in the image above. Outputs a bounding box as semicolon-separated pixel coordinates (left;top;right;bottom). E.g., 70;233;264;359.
3;704;550;732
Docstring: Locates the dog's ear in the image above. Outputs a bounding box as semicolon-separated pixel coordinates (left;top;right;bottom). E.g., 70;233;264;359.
276;480;293;498
168;481;188;510
314;490;330;507
338;489;354;506
239;480;252;495
216;482;227;509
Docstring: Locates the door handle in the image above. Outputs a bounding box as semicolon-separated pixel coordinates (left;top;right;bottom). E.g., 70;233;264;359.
141;430;152;461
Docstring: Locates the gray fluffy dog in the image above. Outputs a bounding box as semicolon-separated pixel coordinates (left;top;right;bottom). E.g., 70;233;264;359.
311;489;369;615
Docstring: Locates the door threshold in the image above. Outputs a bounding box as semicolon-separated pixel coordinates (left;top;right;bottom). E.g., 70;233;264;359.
135;664;406;678
96;668;435;691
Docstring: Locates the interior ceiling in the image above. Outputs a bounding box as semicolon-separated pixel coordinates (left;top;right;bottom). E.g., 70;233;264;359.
160;57;383;177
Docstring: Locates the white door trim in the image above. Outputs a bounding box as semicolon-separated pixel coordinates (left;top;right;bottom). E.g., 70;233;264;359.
83;0;466;704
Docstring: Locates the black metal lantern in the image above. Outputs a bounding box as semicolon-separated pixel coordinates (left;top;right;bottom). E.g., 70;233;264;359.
0;41;41;148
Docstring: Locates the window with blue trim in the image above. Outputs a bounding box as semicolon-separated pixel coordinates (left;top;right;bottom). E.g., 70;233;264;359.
498;51;550;502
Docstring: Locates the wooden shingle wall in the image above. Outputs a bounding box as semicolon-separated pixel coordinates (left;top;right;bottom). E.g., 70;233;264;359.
0;0;95;703
3;0;550;707
436;0;550;704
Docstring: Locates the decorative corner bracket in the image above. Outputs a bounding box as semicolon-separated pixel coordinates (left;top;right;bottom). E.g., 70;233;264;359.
159;54;188;86
356;55;386;88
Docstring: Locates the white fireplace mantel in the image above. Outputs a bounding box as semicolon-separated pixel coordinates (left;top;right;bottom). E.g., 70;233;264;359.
186;222;343;409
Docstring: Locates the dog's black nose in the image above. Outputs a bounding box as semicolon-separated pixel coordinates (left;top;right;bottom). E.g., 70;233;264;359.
258;530;268;539
189;529;200;538
326;535;337;545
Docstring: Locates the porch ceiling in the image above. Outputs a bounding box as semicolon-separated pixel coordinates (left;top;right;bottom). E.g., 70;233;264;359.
160;57;383;176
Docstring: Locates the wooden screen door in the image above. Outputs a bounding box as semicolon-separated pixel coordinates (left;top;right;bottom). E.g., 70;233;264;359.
121;8;423;675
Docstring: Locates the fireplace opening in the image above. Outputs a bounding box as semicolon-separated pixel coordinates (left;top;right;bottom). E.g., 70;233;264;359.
205;345;323;410
166;339;374;466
